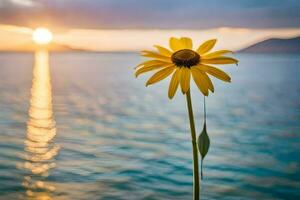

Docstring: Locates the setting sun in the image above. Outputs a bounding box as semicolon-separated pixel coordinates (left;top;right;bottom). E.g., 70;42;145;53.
32;27;53;45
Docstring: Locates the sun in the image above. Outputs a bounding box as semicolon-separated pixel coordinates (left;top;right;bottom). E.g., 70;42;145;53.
32;27;53;45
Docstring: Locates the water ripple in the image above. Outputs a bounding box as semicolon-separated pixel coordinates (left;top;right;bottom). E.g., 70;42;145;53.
0;53;299;199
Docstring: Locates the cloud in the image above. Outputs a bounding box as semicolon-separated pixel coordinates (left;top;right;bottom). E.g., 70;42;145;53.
10;0;36;7
53;27;300;51
1;24;300;51
0;0;39;7
0;0;299;29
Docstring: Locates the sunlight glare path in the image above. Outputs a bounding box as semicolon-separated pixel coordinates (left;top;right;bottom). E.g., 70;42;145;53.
22;50;59;199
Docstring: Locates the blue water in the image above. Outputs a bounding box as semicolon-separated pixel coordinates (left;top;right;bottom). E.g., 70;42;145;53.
0;53;299;200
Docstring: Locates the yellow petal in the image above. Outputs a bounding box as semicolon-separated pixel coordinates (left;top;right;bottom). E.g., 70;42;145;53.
168;68;181;99
197;39;217;55
197;64;231;82
201;50;233;59
154;45;173;57
141;50;171;62
192;67;214;92
180;37;192;49
180;67;191;94
201;72;214;92
135;60;168;69
201;56;238;65
169;37;185;51
135;63;171;77
146;65;175;86
191;67;209;96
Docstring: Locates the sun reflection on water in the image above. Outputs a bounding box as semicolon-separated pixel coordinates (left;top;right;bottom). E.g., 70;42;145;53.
22;50;60;199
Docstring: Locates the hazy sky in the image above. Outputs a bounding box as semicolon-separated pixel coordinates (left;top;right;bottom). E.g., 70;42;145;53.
0;0;300;29
0;0;300;51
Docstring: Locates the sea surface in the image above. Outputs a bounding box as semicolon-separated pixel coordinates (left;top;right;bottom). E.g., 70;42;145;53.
0;52;299;200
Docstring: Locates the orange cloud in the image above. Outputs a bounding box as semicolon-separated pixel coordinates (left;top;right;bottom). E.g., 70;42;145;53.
1;24;300;52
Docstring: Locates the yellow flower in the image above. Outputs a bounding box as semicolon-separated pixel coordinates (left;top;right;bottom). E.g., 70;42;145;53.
135;37;238;99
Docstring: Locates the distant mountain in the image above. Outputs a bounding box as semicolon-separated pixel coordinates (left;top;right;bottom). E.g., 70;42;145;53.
0;42;87;52
238;36;300;54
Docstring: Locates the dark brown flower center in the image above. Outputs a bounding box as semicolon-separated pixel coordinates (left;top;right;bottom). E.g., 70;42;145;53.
171;49;200;68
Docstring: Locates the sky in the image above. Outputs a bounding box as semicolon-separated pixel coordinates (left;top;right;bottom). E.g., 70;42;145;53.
0;0;300;51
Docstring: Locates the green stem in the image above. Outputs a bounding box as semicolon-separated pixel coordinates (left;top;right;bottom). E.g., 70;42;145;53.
186;90;200;200
203;96;206;124
201;158;203;180
201;96;206;180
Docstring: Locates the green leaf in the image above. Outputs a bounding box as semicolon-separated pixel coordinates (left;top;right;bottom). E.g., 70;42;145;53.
198;123;210;159
198;122;210;179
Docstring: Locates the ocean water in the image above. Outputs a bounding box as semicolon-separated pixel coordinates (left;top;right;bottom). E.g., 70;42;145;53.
0;52;299;200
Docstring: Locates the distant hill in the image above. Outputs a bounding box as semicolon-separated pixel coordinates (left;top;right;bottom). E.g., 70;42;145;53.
0;42;87;53
238;36;300;54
